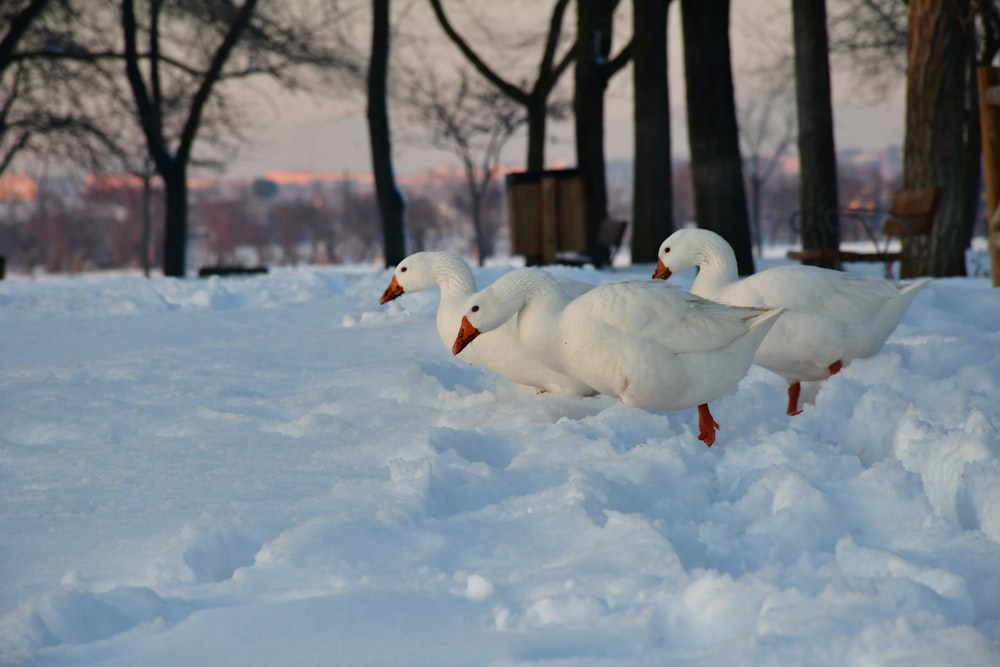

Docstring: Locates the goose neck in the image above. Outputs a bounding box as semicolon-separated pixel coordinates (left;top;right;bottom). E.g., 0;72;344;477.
495;269;559;316
433;254;476;296
691;237;740;296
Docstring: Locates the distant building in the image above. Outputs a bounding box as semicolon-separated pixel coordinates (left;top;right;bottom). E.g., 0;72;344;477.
0;173;37;202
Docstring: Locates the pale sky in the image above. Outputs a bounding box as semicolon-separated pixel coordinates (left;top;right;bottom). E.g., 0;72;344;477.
222;0;906;179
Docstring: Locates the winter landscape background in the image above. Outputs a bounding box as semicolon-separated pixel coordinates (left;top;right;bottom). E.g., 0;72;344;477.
1;248;999;666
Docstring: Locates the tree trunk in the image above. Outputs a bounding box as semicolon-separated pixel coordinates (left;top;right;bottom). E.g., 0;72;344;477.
680;0;754;275
791;0;839;270
575;0;610;268
368;0;407;267
977;65;1000;285
575;0;631;268
161;163;188;277
525;98;548;173
631;0;673;264
750;172;763;255
903;0;973;278
470;191;488;266
141;170;152;277
957;53;981;273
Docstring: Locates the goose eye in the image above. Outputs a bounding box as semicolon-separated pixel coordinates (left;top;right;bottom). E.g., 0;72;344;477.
400;266;408;272
662;247;671;255
471;305;480;313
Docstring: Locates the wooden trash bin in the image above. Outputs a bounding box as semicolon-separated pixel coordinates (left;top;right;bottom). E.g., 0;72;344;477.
505;169;587;265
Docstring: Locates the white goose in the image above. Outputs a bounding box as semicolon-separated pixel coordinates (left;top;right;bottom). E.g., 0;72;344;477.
380;251;596;396
451;268;785;447
652;228;930;414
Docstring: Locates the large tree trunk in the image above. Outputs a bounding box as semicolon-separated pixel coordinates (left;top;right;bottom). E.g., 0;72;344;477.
575;0;611;268
903;0;973;278
791;0;839;270
575;0;632;268
368;0;407;268
631;0;673;264
680;0;754;275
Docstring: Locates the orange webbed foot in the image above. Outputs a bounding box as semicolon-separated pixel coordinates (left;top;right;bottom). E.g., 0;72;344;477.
697;404;720;447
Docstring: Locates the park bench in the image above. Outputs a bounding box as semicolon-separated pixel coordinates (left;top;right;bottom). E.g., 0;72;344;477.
198;265;269;277
786;186;942;278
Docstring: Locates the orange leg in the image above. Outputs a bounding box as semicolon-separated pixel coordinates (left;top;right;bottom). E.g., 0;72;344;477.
786;382;802;416
697;403;720;447
788;361;843;416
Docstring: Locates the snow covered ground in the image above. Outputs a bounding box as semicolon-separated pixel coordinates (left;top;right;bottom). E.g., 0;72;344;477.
2;251;999;666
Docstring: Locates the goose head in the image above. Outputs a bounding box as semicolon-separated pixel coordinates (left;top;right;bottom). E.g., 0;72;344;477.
451;270;537;355
379;252;446;304
653;229;703;280
451;293;509;355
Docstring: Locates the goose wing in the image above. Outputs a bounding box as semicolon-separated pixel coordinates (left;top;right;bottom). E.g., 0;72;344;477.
570;280;765;355
734;265;907;324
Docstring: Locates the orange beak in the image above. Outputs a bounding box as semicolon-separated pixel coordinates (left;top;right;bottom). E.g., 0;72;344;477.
652;259;672;280
379;275;405;304
452;315;481;355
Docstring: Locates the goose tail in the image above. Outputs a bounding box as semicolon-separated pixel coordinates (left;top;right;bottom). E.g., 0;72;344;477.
749;306;787;334
899;277;931;299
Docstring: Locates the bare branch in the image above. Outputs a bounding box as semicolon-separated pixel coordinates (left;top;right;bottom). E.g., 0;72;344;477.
178;0;260;163
606;38;633;78
0;0;52;74
426;0;528;104
535;0;575;93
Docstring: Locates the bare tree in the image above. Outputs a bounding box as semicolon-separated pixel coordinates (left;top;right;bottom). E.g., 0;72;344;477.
739;87;796;257
428;0;576;172
120;0;260;277
1;1;131;177
0;0;52;171
400;67;526;265
2;2;367;276
405;192;442;252
340;187;383;263
119;0;360;277
828;0;908;93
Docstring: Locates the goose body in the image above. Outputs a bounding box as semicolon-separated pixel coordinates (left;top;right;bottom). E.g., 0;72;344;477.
380;252;596;396
653;228;930;414
452;268;785;446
